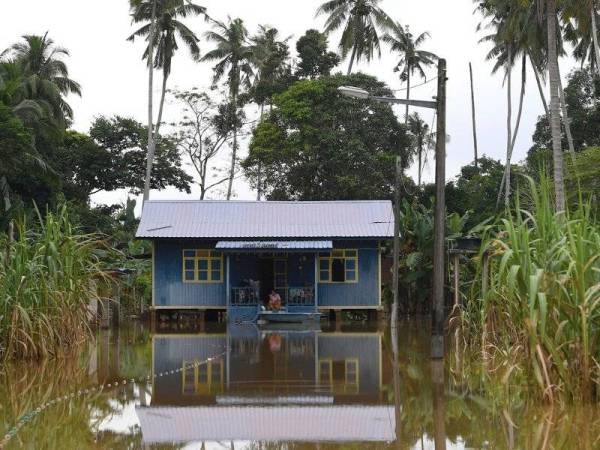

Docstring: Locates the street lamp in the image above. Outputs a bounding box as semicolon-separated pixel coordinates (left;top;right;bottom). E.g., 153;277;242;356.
338;59;447;359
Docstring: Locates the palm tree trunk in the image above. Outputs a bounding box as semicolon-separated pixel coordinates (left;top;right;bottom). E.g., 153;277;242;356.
142;0;158;204
347;46;357;75
547;0;566;212
405;70;411;125
154;69;169;136
256;103;264;201
418;143;423;187
591;3;600;75
509;56;527;155
557;64;575;154
504;56;527;209
469;62;479;168
530;54;549;116
226;88;238;201
501;53;513;208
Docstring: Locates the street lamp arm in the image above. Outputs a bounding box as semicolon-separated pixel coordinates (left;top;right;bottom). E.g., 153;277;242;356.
337;86;436;109
370;96;437;109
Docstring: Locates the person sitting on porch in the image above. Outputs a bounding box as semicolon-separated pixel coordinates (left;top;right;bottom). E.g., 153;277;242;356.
268;290;282;311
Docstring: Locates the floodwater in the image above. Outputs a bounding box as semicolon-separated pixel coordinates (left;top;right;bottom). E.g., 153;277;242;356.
1;319;599;449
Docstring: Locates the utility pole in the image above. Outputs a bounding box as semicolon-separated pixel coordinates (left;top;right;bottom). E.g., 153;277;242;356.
337;58;448;358
391;156;402;330
469;62;478;169
431;59;447;359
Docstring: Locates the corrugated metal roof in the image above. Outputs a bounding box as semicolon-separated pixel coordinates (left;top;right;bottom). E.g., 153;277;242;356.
215;240;333;250
136;200;393;239
135;405;396;443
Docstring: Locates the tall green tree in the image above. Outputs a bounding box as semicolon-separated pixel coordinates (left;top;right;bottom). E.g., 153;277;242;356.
407;112;432;187
242;73;412;200
532;67;600;151
128;0;206;202
295;29;340;79
1;33;81;126
564;0;600;74
202;17;255;200
250;25;293;200
250;25;291;110
315;0;394;75
475;0;560;205
83;115;192;195
0;61;44;125
0;103;43;224
383;23;437;123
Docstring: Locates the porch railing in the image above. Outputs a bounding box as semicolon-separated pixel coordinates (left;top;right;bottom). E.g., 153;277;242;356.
231;287;260;306
286;287;315;306
230;286;315;307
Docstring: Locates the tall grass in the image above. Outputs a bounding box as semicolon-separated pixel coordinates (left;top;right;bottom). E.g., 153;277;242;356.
0;205;106;360
461;175;600;401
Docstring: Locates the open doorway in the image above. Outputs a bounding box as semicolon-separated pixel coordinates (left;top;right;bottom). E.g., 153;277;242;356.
258;257;287;303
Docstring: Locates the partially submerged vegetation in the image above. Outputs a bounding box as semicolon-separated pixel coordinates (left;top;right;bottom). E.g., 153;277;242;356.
461;176;600;401
0;206;105;360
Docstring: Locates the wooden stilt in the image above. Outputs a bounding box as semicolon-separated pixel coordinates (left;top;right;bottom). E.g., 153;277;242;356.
453;254;460;308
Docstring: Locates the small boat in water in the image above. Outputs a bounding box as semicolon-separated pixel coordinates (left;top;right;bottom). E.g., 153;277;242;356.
257;310;322;324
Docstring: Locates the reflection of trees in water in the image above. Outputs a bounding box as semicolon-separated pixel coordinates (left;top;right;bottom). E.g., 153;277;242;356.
0;323;153;449
384;318;600;450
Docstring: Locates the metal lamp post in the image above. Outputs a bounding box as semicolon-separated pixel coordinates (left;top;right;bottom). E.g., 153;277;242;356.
338;59;447;359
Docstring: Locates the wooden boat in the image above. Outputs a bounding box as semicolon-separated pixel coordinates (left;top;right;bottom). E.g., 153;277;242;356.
257;310;322;324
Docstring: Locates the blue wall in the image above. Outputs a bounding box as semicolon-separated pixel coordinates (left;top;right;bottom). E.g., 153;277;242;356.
154;240;226;307
153;239;381;309
318;247;380;308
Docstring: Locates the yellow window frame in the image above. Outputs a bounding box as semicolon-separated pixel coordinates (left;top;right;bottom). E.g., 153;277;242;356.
182;359;224;395
182;249;224;284
318;358;333;390
317;357;360;394
318;249;359;283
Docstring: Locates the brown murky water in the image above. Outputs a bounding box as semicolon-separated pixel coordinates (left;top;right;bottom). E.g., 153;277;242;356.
1;318;599;449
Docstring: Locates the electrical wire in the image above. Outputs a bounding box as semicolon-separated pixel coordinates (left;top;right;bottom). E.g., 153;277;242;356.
391;76;438;92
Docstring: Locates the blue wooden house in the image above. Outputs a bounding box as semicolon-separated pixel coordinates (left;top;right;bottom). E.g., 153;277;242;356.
137;328;393;444
136;200;393;320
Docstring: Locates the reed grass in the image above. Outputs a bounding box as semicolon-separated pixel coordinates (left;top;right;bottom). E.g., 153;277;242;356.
461;175;600;401
0;204;106;360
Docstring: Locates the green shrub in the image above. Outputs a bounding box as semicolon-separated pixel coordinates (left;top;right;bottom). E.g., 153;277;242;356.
0;205;106;360
462;174;600;401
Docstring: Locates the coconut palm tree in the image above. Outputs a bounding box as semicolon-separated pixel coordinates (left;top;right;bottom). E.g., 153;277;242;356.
383;23;437;124
407;112;433;187
250;25;291;200
315;0;394;74
1;33;81;126
0;62;45;124
564;0;600;74
128;0;206;202
251;25;290;112
202;17;255;200
476;0;526;206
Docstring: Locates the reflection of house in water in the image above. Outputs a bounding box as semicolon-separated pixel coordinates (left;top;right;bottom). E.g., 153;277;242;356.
137;327;394;444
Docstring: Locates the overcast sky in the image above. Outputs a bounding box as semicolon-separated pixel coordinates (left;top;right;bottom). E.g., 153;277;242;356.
1;0;577;208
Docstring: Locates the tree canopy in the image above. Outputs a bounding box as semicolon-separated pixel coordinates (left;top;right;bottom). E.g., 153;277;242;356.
243;73;412;200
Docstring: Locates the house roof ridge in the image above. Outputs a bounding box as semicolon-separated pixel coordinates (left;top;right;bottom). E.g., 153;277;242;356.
144;199;391;204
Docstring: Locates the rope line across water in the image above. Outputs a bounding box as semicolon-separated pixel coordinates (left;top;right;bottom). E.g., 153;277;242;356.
0;347;227;448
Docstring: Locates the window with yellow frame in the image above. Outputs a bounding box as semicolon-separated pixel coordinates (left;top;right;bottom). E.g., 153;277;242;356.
182;249;223;283
318;249;358;283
